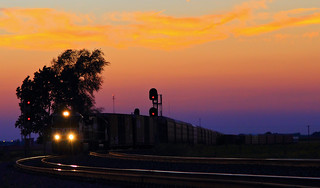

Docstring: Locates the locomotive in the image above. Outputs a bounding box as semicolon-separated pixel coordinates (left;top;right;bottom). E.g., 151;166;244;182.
51;110;220;153
51;110;84;153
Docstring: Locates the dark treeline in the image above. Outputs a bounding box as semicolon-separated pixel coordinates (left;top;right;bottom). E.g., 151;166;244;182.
15;49;109;140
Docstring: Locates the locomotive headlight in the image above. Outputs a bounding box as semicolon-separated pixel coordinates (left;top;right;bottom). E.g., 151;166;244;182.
68;133;75;141
62;110;70;117
54;134;60;141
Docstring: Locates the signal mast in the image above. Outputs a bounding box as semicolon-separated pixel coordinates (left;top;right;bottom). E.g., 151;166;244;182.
149;88;162;117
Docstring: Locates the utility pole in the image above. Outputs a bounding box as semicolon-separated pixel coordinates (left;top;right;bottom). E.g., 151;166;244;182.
159;94;162;116
112;94;115;113
307;125;310;142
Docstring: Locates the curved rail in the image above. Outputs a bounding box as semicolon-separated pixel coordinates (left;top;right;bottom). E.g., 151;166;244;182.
95;151;320;167
16;155;320;188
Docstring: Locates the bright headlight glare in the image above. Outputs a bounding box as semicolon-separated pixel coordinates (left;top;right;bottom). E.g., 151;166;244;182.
68;134;75;141
54;134;60;140
62;110;70;117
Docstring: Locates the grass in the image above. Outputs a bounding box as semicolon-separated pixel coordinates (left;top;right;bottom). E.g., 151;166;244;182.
152;141;320;159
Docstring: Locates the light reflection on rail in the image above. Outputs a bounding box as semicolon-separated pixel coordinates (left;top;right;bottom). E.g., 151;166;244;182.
16;155;320;188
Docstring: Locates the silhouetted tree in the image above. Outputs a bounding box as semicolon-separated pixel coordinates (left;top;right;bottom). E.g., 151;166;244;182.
16;76;34;137
16;49;109;140
51;49;108;114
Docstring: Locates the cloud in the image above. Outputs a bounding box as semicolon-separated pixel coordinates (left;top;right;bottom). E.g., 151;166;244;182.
0;1;319;50
235;8;320;36
303;31;319;39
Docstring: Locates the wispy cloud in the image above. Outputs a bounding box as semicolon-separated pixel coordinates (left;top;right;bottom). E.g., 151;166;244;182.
235;8;320;36
0;0;319;50
303;31;319;38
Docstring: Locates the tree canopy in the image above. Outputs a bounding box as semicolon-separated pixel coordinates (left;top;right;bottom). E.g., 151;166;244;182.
16;49;109;137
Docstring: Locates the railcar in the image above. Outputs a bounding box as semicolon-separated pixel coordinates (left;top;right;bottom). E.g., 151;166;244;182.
51;110;296;154
51;111;220;154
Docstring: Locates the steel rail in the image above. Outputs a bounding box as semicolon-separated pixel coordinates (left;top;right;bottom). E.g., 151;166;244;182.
16;155;320;188
96;151;320;167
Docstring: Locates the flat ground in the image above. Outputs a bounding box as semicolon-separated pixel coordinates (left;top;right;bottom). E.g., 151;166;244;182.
0;148;119;188
2;141;320;188
149;141;320;158
0;161;120;188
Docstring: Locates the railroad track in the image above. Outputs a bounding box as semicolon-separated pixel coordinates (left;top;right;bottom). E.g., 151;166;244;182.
96;151;320;167
16;154;320;188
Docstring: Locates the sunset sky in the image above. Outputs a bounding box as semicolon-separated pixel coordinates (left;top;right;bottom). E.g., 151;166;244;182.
1;0;320;140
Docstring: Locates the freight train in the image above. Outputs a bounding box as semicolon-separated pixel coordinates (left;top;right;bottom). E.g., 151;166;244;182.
51;111;219;153
51;111;294;153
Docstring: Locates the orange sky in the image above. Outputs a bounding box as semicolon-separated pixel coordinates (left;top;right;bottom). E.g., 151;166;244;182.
1;0;320;139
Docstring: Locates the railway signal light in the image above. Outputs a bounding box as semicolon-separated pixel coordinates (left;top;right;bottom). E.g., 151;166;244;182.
149;107;158;117
25;112;33;122
25;100;31;108
148;88;162;116
149;88;158;101
24;99;33;123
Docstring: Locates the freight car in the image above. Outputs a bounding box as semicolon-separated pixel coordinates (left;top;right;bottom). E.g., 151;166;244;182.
218;134;294;145
51;111;220;153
